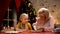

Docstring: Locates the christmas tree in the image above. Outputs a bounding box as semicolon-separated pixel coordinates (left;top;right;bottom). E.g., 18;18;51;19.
19;0;36;25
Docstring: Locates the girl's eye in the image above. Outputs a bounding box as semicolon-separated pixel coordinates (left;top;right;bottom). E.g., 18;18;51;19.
25;19;28;20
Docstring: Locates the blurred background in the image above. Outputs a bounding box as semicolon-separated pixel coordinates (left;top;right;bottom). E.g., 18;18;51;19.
0;0;60;31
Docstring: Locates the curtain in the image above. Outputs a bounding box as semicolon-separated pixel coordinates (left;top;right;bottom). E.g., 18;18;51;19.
0;0;26;31
0;0;11;31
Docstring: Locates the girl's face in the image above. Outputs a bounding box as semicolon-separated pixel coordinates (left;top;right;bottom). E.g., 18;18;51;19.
20;16;29;24
39;12;46;20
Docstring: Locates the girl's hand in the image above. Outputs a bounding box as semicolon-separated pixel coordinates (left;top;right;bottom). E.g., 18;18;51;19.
24;24;29;31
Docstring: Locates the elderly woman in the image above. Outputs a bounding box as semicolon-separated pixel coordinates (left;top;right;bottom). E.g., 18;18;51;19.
33;8;55;32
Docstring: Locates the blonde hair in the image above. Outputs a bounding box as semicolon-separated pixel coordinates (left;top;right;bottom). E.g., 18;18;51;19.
20;13;28;20
37;8;51;18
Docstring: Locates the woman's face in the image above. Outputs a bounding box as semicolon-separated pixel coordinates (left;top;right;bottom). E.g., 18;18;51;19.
39;12;46;20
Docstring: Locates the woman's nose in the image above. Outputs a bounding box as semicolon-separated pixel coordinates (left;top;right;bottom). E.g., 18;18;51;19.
40;14;44;16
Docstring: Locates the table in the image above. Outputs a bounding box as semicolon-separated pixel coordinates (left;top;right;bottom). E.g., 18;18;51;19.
0;31;60;34
0;31;20;34
17;32;58;34
0;32;6;34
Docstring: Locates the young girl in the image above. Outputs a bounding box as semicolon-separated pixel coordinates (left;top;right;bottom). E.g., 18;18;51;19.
33;8;54;32
16;13;32;31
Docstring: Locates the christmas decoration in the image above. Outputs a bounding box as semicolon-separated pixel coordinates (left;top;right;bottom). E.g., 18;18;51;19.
19;0;36;25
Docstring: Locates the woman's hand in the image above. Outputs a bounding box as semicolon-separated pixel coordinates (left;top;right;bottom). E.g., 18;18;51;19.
44;27;54;32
